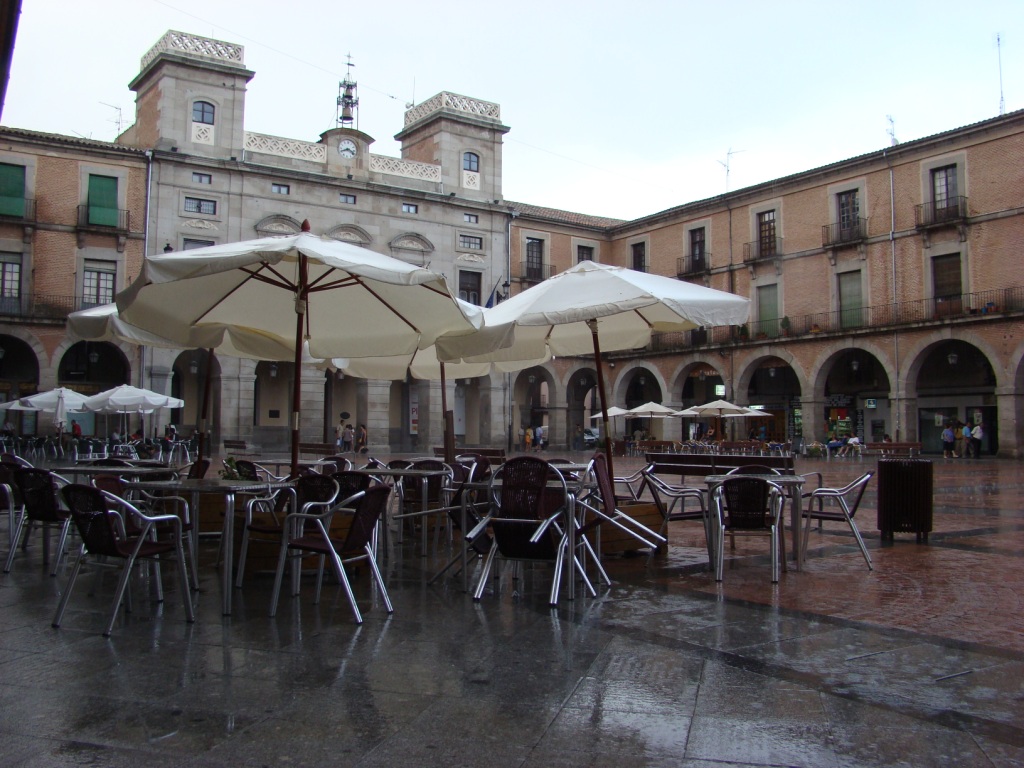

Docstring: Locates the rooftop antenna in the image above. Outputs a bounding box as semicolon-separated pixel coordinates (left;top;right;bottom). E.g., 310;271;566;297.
336;54;359;130
886;115;898;146
997;33;1005;116
100;102;124;135
718;148;744;192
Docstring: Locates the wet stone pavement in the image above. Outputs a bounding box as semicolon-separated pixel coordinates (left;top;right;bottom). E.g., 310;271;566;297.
0;453;1022;766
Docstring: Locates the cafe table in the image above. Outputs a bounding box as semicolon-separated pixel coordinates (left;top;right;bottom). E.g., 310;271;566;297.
348;466;452;556
703;473;806;572
126;477;295;615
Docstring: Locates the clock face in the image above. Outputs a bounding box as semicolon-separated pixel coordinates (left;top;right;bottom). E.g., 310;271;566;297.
338;139;357;159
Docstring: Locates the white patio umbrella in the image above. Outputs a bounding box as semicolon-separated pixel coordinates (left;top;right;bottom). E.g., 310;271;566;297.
0;387;89;431
438;260;750;475
626;401;680;417
83;385;185;414
116;222;480;473
675;399;764;440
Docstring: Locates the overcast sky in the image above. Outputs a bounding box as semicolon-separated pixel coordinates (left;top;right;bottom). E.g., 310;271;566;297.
4;0;1021;220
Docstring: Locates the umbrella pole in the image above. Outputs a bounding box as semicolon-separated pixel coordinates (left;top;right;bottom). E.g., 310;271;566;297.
290;255;308;477
588;320;616;478
197;347;214;465
440;362;455;464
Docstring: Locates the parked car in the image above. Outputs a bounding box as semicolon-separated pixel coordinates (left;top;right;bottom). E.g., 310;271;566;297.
583;427;600;447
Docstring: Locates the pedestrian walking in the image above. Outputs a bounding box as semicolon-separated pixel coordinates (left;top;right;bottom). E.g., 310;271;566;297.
971;422;984;459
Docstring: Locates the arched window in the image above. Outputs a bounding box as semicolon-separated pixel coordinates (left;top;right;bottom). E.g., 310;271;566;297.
192;101;215;125
463;152;479;172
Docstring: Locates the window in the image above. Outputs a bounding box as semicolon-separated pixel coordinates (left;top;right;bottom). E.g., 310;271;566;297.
0;163;26;217
933;253;963;316
838;270;863;328
192;101;215;125
526;237;544;279
757;210;777;257
82;260;116;308
458;270;482;305
464;212;478;224
192;172;212;185
756;283;779;337
0;252;21;312
339;193;356;205
689;227;706;270
184;197;216;215
271;183;290;195
463;152;479;172
577;245;594;263
86;174;119;227
932;165;958;208
631;242;646;272
402;202;418;214
838;190;860;236
183;238;215;250
459;234;483;250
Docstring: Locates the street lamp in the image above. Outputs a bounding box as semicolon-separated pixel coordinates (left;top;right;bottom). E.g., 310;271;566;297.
947;352;958;366
189;359;199;375
269;363;278;378
850;359;859;372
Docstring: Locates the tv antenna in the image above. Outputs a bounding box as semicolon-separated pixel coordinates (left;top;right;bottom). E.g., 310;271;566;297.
886;115;898;146
718;148;744;192
100;102;124;135
997;33;1005;116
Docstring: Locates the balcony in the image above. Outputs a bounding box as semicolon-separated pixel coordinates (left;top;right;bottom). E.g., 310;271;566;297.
743;237;783;263
76;205;131;251
519;260;552;283
915;196;968;229
643;285;1024;355
0;293;79;323
677;252;710;277
822;218;867;248
0;197;36;224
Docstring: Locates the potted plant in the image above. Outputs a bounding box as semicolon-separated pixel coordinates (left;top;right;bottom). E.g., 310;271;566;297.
219;456;241;480
780;316;791;336
736;324;749;340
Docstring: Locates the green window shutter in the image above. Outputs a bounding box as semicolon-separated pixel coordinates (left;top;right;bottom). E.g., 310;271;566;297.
87;175;118;227
756;284;779;337
0;164;26;218
838;271;863;328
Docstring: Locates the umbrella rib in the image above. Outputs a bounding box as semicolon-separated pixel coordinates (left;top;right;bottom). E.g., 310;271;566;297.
348;279;421;334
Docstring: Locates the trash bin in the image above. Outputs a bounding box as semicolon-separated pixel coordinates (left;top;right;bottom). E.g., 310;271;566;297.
876;458;933;542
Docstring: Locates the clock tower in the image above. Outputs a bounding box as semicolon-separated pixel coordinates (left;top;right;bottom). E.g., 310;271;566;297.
321;58;373;176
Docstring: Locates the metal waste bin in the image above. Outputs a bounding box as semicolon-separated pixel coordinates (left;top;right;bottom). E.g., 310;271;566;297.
876;458;933;542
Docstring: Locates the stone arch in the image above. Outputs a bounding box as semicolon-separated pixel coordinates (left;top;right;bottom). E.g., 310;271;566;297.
254;214;302;237
671;358;727;407
326;223;372;246
806;339;894;403
901;329;1005;397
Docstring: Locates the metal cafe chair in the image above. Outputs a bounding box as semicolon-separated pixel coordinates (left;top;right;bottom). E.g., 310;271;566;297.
711;476;785;583
54;484;195;637
801;472;874;569
4;468;72;576
470;456;590;605
270;483;393;624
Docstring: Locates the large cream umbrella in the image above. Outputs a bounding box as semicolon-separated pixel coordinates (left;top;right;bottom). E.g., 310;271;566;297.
116;222;480;474
438;260;750;475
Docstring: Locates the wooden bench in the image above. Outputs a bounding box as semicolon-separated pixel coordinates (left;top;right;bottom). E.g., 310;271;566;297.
222;439;256;456
433;446;506;464
644;451;796;481
299;442;336;458
863;442;922;457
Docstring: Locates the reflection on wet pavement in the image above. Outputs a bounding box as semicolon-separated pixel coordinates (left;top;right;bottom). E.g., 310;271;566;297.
0;454;1021;766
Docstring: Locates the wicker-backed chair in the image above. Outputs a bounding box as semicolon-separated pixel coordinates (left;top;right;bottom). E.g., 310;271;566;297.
471;457;586;604
711;476;784;583
54;484;194;636
235;472;337;588
4;468;72;576
270;483;392;623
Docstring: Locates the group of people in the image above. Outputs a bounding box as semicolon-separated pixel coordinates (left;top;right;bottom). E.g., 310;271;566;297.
518;424;546;452
825;433;862;458
941;421;984;459
335;416;368;454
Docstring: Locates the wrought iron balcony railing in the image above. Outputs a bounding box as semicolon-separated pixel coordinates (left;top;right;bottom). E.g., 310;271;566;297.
0;198;36;223
76;204;131;231
645;285;1024;353
822;217;867;247
677;252;710;277
519;260;552;282
915;196;968;228
0;293;81;321
743;237;783;262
